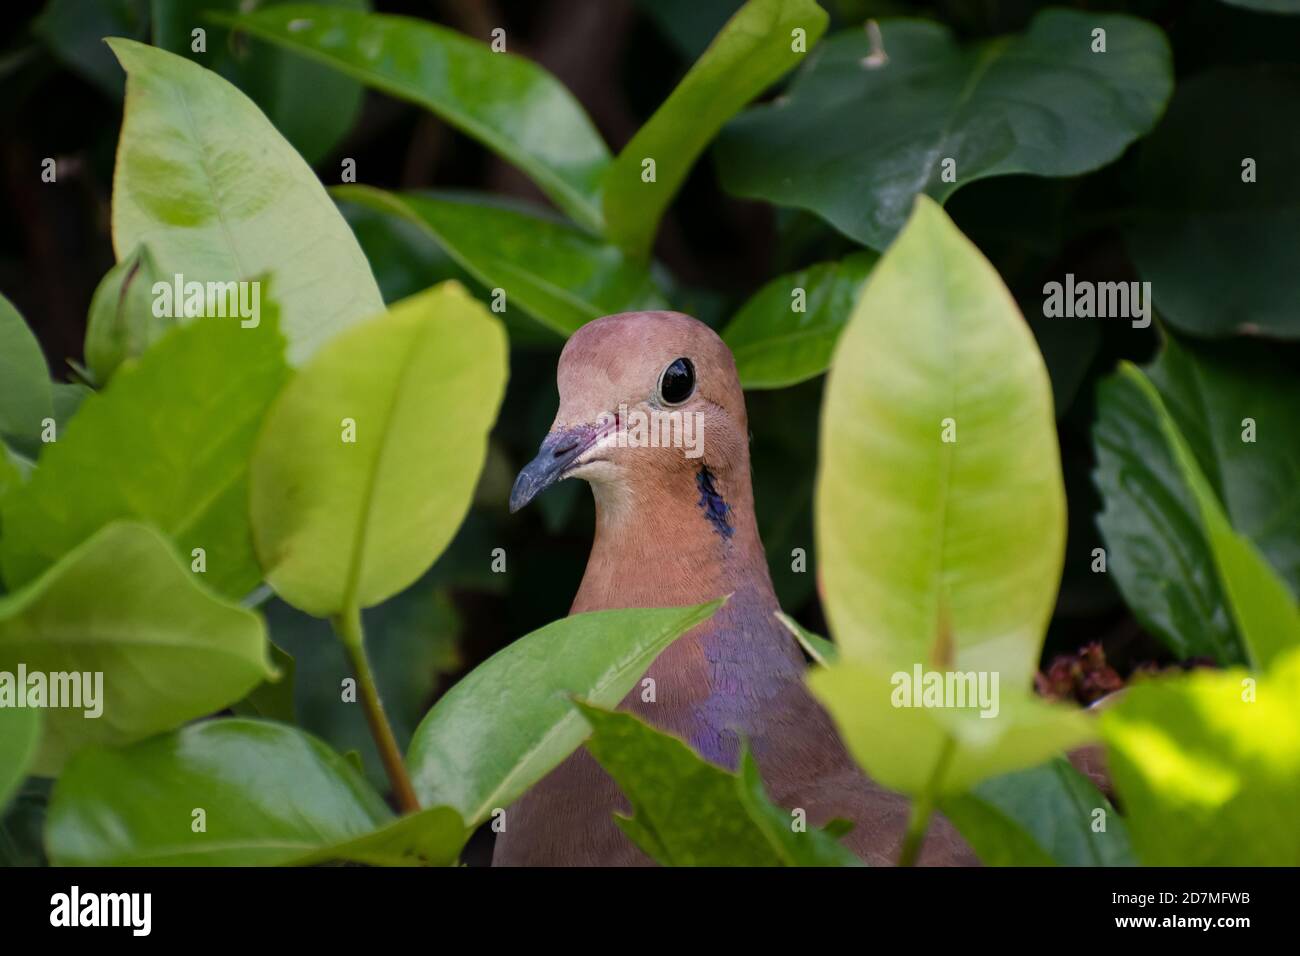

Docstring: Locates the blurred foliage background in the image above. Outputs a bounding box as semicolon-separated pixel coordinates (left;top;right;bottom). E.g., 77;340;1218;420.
2;0;1298;863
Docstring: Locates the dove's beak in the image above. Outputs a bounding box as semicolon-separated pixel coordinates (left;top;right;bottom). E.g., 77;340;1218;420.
509;421;611;513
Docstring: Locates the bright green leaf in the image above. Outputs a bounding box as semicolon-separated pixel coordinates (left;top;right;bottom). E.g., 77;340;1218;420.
220;5;610;231
83;243;171;384
722;251;875;389
810;660;1094;799
718;11;1172;249
0;523;273;775
1;315;289;600
775;611;838;666
817;195;1064;690
602;0;828;256
107;37;383;364
0;708;41;812
46;719;466;866
1121;363;1300;671
1101;650;1300;866
578;702;860;866
941;757;1136;866
335;188;667;337
250;282;507;616
407;600;723;827
0;292;52;448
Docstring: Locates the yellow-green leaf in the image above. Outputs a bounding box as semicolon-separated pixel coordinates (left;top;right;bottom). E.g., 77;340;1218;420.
108;37;382;364
0;522;273;775
810;660;1093;799
817;195;1064;690
603;0;828;256
250;282;508;616
1101;650;1300;866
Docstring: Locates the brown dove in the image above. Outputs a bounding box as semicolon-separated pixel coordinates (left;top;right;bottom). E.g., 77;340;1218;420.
500;310;977;866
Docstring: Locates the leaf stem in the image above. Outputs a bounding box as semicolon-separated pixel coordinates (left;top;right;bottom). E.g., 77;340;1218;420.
333;605;421;814
897;735;957;867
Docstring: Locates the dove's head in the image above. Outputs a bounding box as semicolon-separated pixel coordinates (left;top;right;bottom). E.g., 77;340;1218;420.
509;311;750;531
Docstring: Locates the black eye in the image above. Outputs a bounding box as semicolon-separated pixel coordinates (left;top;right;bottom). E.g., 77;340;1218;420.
658;357;695;405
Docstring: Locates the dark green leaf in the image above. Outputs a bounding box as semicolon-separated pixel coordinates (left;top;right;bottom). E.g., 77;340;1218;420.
735;749;864;866
0;292;52;448
335;188;667;336
717;10;1172;249
341;201;471;304
33;0;150;97
578;703;859;866
941;758;1136;866
220;5;610;231
1092;335;1300;664
154;0;368;166
1128;67;1300;338
721;251;875;388
0;779;51;866
1120;362;1300;671
1217;1;1300;18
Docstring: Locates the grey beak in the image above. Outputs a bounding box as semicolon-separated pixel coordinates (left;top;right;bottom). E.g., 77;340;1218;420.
509;424;602;513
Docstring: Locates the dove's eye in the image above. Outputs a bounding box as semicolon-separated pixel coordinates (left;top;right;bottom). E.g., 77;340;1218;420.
658;357;695;405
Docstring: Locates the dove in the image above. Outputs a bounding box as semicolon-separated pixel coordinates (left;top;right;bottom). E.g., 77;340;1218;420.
500;310;976;866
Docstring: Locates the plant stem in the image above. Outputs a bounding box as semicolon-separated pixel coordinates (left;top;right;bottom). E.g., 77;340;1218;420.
897;797;934;868
333;605;421;814
897;735;957;867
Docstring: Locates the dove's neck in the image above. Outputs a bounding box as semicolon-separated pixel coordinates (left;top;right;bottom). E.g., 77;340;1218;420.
570;450;805;772
570;456;778;617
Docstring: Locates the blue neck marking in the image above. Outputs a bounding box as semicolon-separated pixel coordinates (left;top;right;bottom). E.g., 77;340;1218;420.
696;465;734;539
